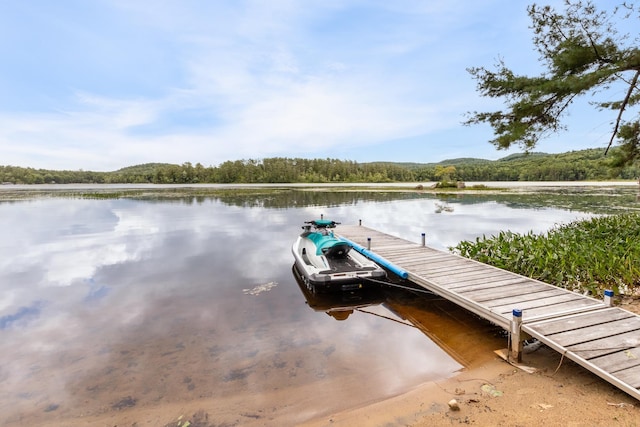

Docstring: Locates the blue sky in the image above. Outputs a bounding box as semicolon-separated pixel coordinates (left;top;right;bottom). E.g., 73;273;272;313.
0;0;625;171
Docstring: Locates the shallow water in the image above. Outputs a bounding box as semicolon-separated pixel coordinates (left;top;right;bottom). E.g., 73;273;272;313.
0;188;636;425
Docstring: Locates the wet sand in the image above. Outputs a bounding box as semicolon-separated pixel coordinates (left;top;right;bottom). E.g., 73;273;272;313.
308;345;639;427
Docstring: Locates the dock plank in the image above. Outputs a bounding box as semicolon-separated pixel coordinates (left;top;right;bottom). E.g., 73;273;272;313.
526;308;635;336
418;264;484;275
567;329;640;359
487;291;580;311
487;289;566;309
550;318;640;347
458;282;550;301
387;254;445;264
614;365;640;388
424;271;517;286
590;349;640;373
447;277;530;292
511;299;602;319
426;267;508;280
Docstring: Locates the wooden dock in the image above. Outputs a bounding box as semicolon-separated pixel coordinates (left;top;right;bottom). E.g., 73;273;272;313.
336;224;640;402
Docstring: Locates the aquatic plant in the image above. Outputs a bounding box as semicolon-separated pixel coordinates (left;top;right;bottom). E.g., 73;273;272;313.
452;213;640;296
79;192;126;199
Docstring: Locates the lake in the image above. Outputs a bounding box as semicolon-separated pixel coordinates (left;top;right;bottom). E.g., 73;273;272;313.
0;185;637;426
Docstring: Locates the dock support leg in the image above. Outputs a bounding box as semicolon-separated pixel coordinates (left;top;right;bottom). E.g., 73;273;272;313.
367;237;371;250
604;289;614;307
510;309;523;363
421;233;426;246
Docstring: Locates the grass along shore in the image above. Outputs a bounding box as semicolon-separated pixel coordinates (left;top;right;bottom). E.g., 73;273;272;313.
452;213;640;297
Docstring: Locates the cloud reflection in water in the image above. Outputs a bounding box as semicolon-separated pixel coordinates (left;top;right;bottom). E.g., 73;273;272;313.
0;192;598;425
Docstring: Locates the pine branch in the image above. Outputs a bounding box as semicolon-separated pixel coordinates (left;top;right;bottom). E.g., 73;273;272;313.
605;69;640;154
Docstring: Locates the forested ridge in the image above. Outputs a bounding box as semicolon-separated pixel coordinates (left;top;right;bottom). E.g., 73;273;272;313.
1;148;639;184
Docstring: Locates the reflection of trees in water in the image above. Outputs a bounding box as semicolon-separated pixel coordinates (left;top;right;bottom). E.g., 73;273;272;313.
6;187;639;213
214;190;432;208
1;188;432;207
437;188;640;214
434;202;454;213
205;187;640;213
196;187;640;213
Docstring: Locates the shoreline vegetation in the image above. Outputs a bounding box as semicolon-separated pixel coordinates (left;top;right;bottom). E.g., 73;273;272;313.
0;181;638;206
453;213;640;298
2;147;640;185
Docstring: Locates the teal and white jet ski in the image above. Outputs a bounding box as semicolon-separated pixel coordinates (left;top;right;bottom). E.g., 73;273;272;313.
291;219;386;292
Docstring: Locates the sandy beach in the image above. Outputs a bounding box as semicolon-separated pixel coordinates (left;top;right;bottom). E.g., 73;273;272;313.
304;297;640;427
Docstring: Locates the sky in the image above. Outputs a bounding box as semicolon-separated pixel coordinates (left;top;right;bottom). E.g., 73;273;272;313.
0;0;629;171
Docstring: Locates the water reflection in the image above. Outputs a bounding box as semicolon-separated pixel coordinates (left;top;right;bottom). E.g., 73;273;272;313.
327;197;598;251
0;188;632;425
292;265;505;369
292;265;387;321
0;197;463;426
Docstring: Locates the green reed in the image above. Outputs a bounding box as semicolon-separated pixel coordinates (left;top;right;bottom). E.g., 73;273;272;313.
452;213;640;296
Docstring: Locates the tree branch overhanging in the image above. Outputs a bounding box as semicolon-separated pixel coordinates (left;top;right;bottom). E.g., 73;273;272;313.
606;69;640;155
467;1;640;165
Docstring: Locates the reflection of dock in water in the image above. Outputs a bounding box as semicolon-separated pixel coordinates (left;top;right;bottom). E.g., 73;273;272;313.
336;223;640;402
292;265;504;367
385;295;505;369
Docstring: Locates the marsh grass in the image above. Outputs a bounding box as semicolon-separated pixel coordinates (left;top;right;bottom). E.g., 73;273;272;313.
452;213;640;296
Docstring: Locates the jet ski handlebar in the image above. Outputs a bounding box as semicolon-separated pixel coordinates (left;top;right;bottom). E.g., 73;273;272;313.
303;219;340;229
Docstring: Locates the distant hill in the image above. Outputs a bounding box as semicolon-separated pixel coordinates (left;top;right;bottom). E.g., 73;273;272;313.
362;147;634;182
114;163;178;174
370;149;608;168
369;155;537;169
497;152;548;162
435;157;493;165
371;158;492;170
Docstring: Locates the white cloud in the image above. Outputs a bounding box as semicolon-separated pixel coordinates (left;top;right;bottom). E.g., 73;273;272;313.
1;0;612;170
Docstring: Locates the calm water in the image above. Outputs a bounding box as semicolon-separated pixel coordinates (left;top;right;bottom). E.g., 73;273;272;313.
0;187;637;426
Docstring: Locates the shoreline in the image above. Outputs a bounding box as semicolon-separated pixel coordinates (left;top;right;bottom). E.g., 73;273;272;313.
303;345;639;427
305;297;640;427
0;180;638;191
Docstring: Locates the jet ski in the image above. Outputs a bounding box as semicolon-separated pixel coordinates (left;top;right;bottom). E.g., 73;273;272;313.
291;219;386;292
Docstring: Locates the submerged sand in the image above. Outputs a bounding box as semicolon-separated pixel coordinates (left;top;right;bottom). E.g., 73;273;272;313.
5;298;638;427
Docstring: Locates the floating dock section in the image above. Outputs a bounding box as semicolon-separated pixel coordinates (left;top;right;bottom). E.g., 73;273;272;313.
336;224;640;402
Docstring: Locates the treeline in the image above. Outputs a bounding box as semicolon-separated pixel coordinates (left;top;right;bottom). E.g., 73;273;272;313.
1;148;639;185
418;149;637;182
0;158;414;184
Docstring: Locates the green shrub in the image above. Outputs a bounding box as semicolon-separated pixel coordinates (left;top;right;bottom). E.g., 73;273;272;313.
434;180;458;188
451;213;640;296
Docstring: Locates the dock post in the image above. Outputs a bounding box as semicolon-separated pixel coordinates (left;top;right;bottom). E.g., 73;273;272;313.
421;233;426;246
510;309;523;362
367;237;371;250
359;219;362;226
604;289;614;307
